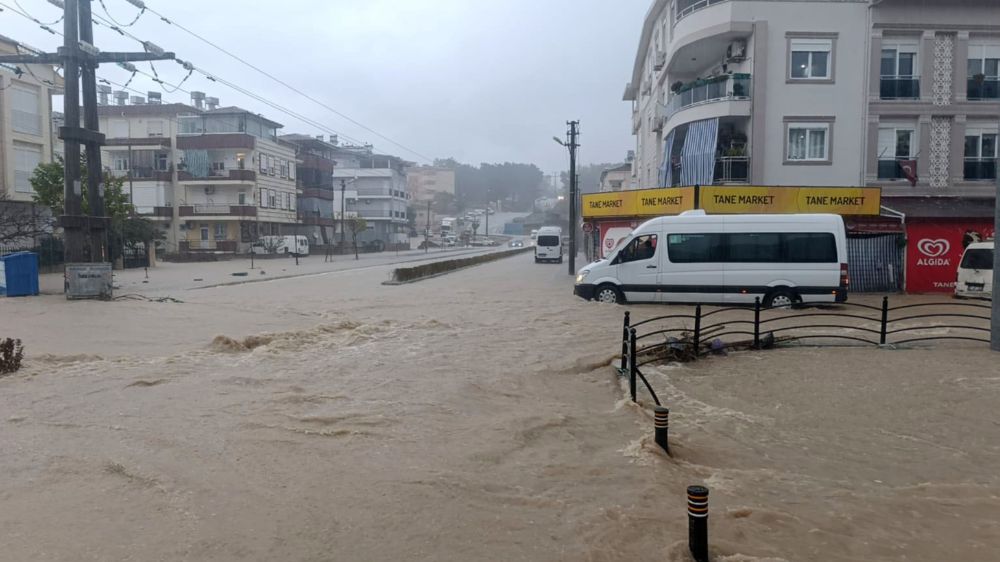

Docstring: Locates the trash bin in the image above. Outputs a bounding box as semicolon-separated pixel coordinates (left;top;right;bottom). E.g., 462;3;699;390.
0;252;40;297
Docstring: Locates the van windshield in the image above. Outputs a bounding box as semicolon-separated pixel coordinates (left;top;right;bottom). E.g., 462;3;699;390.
961;249;993;270
537;235;560;246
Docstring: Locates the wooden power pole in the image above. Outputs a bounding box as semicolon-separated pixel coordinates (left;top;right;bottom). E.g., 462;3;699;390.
0;0;174;263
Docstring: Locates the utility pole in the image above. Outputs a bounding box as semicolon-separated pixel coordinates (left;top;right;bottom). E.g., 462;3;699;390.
0;0;173;265
340;179;347;250
992;132;1000;351
425;199;430;254
554;121;580;275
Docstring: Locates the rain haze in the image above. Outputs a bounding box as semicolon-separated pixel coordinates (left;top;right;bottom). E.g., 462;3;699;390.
7;0;649;172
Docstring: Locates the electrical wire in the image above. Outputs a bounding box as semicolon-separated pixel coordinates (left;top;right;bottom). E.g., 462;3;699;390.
141;1;433;162
98;0;144;28
0;0;60;34
13;0;62;26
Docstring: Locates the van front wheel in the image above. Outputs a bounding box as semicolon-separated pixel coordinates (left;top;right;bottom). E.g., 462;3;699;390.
764;289;800;309
595;284;624;304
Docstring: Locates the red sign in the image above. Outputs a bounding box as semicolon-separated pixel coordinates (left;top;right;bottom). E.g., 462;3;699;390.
905;220;994;293
582;222;593;233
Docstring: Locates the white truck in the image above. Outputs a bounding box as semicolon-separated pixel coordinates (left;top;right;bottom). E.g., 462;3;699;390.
251;235;309;256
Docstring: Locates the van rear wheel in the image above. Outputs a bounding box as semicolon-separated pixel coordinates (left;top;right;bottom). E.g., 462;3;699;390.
764;289;800;309
595;284;624;304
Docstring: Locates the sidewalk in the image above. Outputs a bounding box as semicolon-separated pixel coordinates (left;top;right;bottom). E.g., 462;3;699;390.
37;245;500;296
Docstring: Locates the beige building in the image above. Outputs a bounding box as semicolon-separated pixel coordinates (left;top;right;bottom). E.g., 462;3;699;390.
98;93;299;253
407;166;456;202
0;35;62;208
599;163;632;192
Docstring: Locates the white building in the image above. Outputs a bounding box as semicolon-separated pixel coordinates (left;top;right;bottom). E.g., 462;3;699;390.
333;154;412;249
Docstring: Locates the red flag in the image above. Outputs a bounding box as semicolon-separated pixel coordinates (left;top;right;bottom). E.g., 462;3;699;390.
899;160;918;187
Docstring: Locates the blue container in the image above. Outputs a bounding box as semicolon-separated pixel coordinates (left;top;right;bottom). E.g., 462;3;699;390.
0;252;40;297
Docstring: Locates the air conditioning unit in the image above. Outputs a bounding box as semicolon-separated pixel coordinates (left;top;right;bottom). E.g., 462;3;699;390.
652;115;664;132
726;40;747;62
653;51;666;71
204;186;216;195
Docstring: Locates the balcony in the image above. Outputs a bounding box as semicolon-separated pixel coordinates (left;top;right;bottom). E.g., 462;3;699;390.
879;76;920;100
150;206;174;218
877;159;917;180
967;78;1000;100
177;169;257;183
126;167;173;181
355;187;408;199
178;205;258;217
675;0;729;24
105;137;172;148
179;240;239;253
713;156;749;184
356;209;406;220
666;74;751;119
964;158;997;181
298;213;335;227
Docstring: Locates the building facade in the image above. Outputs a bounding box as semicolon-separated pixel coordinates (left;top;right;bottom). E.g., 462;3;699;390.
0;35;62;238
333;154;411;249
98;95;299;253
624;0;999;292
407;166;456;202
599;163;633;192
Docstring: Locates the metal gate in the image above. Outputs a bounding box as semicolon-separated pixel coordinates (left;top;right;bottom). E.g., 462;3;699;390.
848;234;903;293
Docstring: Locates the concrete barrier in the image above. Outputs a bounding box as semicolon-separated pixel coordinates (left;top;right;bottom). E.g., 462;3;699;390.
383;247;533;285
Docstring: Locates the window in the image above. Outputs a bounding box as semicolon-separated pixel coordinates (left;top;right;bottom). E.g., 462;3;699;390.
155;153;169;171
960;249;993;270
968;42;1000;100
146;120;164;137
10;84;42;135
537;235;562;247
667;232;837;263
214;223;227;240
284;192;291;210
789;38;832;80
108;119;129;139
964;127;998;180
877;126;916;179
260;189;268;208
269;190;277;208
787;123;829;161
288;162;295;181
259;154;267;173
212;161;225;173
616;234;658;264
13;142;42;193
113;155;130;172
236;153;246;170
238;191;247;205
881;41;919;99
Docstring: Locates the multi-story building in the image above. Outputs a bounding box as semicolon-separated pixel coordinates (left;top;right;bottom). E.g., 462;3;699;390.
623;0;999;293
99;93;299;254
0;35;62;240
407;166;456;203
599;163;633;192
333;154;411;249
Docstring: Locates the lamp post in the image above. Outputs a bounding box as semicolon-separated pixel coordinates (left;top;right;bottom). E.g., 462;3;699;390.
554;120;580;275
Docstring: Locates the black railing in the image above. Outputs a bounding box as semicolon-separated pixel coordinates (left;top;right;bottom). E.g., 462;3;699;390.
618;297;991;404
880;76;920;100
714;156;749;183
964;158;997;181
967;78;1000;100
877;158;913;180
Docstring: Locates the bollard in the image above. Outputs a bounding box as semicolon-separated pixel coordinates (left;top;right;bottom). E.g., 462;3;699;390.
753;297;761;349
879;296;889;345
621;311;631;373
629;328;638;402
687;485;709;562
654;406;669;454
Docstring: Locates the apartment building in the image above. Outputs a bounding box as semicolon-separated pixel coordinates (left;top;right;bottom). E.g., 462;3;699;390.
599;163;632;192
333;153;411;250
99;93;299;254
624;0;999;292
407;166;456;202
0;35;62;232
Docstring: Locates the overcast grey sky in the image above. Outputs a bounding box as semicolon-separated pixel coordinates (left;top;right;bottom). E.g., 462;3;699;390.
7;0;648;173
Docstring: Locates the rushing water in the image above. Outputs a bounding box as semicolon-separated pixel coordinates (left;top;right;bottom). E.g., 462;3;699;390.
2;254;999;561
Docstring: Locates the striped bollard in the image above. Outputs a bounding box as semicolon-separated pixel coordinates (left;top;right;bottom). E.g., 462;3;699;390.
687;485;709;562
654;406;669;454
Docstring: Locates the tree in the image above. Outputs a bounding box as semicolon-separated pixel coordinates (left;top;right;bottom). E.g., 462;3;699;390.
0;192;52;246
346;216;368;260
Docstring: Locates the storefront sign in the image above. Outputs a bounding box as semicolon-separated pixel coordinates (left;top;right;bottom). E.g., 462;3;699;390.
905;221;994;293
582;187;695;218
700;186;881;215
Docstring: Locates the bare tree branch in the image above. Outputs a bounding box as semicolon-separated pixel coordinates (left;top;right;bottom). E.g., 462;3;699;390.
0;192;54;247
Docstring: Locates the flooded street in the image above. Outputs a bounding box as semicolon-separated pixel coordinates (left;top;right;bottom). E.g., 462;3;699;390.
2;254;999;561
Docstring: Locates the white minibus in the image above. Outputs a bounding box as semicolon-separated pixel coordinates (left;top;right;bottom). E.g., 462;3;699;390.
574;211;848;307
535;226;563;263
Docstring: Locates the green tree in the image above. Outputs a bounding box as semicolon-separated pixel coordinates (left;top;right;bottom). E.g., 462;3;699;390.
346;216;368;260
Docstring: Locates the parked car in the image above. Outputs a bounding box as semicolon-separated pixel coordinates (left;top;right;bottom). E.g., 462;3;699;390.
955;241;993;299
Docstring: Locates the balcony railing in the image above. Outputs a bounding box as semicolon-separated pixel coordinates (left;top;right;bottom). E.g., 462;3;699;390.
666;74;751;119
177;169;256;182
713;156;749;184
355;188;409;199
880;76;920;100
356;210;405;219
179;205;258;217
967;78;1000;100
125;167;172;181
877;158;916;180
675;0;729;24
964;158;997;181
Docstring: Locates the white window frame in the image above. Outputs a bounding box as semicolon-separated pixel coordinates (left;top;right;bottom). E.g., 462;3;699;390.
214;223;227;240
10;83;42;136
146;120;164;137
789;38;833;80
965;126;999;158
877;125;917;160
13;142;42;193
881;41;919;78
786;123;830;162
260;188;268;208
968;42;1000;78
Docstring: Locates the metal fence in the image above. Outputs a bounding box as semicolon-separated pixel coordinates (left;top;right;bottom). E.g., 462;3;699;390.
618;298;991;403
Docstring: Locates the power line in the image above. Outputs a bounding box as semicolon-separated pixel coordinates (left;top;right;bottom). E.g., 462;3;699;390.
140;1;434;162
97;0;143;27
13;0;62;26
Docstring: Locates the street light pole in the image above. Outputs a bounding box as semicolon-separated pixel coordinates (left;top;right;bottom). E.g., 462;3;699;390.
992;130;1000;351
554;121;580;275
340;178;347;251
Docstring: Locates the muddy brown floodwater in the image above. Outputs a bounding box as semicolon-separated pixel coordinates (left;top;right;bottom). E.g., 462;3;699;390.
2;254;999;561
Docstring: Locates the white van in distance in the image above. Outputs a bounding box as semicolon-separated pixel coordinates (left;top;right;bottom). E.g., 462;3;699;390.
574;211;848;307
955;241;993;298
535;226;563;264
251;235;310;256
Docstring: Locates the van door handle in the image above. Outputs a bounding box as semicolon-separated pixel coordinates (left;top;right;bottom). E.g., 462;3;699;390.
646;265;657;269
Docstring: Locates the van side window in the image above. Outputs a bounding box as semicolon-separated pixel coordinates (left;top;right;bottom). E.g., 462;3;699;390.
667;233;723;263
667;232;837;263
618;234;658;263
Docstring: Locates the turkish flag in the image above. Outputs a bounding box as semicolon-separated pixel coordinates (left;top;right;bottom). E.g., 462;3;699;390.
899;160;918;187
